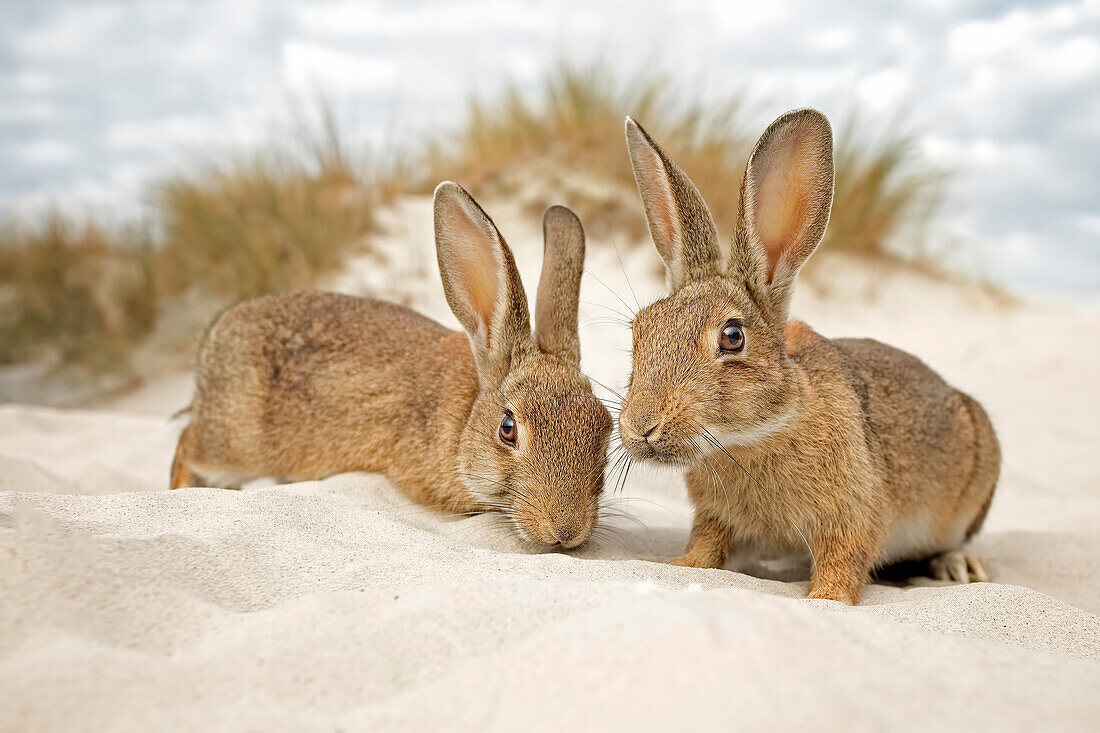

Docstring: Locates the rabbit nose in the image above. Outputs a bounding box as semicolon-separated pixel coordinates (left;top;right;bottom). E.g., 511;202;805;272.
551;520;582;548
641;423;661;441
620;411;662;443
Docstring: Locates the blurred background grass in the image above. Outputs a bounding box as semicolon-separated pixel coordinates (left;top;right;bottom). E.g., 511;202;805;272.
0;215;156;367
423;64;942;255
0;63;945;395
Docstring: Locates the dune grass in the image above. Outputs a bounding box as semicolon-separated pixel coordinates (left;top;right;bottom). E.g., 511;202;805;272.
154;140;378;303
424;63;944;260
0;215;156;367
422;64;752;241
1;112;387;378
1;63;945;389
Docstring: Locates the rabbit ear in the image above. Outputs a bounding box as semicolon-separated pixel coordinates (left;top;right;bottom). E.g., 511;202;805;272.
534;205;584;364
735;108;834;322
434;182;531;387
625;117;723;291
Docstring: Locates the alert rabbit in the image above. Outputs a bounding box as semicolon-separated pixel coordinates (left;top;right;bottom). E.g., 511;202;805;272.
617;110;999;602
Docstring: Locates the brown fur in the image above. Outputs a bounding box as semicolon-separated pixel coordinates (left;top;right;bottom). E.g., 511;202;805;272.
170;423;198;490
171;183;612;549
619;112;1000;603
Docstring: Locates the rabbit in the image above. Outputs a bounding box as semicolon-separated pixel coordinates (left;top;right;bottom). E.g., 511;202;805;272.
616;110;1000;603
170;182;613;549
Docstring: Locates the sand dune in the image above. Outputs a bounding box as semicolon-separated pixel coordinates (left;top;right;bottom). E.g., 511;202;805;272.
2;195;1099;730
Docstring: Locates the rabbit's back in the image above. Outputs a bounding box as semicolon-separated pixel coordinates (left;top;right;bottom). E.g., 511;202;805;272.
829;336;999;552
189;291;468;485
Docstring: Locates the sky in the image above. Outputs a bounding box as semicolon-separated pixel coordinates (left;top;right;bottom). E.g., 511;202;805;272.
1;0;1098;293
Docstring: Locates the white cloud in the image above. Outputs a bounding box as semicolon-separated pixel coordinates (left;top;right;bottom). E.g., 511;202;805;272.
811;26;856;52
13;70;56;94
12;4;124;58
1037;36;1100;82
948;3;1090;61
504;50;542;82
1076;215;1100;237
0;100;56;122
5;167;155;222
107;112;267;153
707;0;789;37
281;40;398;95
921;135;1042;172
17;139;76;166
856;68;910;115
293;0;553;37
948;3;1100;90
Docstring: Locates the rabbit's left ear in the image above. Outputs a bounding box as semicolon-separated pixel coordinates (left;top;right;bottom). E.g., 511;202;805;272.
735;108;834;322
534;206;585;365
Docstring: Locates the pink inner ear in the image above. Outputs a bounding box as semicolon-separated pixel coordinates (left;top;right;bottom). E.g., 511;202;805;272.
440;205;501;340
753;136;815;282
634;139;681;252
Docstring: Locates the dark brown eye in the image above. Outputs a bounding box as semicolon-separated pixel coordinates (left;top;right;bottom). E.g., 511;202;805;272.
499;411;518;447
718;320;745;353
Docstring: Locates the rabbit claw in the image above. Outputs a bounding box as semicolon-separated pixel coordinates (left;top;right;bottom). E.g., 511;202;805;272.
930;551;989;583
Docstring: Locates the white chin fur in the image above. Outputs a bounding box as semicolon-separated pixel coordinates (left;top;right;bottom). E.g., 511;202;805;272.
703;410;794;449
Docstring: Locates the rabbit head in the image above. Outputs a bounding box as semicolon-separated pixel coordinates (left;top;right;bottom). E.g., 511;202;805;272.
434;183;613;547
617;110;834;466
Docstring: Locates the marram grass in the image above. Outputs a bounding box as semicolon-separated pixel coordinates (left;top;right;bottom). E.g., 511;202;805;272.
0;63;944;382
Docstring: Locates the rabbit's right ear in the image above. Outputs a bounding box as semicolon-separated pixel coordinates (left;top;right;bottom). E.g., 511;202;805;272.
434;182;531;387
734;109;834;324
625;117;723;291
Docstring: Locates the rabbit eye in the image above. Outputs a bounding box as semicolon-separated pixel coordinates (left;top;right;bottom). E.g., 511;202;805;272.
499;411;518;447
718;320;745;353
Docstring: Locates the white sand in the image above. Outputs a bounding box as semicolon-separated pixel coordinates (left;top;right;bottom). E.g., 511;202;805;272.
2;195;1099;730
